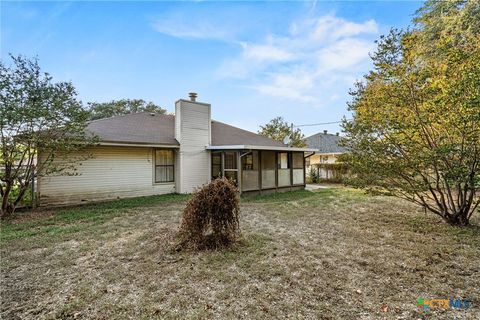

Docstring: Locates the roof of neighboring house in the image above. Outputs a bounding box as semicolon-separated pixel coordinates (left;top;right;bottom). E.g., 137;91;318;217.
306;132;346;154
86;112;285;148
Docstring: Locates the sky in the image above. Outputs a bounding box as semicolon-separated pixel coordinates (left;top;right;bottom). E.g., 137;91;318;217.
1;1;422;136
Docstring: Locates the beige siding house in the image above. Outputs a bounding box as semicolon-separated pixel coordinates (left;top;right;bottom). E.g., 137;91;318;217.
305;130;346;179
38;94;316;206
38;147;175;206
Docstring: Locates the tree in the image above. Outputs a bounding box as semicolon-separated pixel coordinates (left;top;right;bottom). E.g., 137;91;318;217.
0;55;95;218
258;117;306;147
88;99;167;120
341;0;479;226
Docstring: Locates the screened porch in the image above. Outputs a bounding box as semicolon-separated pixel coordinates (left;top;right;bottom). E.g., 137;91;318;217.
210;150;310;194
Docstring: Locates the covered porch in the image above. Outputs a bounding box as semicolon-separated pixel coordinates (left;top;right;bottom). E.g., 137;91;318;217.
207;145;316;195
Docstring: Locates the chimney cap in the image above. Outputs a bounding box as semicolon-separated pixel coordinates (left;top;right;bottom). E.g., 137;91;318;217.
188;92;197;102
323;130;328;134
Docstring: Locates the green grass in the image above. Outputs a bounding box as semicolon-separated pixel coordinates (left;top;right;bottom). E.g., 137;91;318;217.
0;193;190;244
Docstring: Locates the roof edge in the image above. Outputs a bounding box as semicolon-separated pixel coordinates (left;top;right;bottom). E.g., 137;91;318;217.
206;145;318;152
99;141;180;148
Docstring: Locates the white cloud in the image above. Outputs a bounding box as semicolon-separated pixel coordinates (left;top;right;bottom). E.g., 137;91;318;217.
309;16;378;41
255;69;316;102
316;38;374;71
217;14;379;104
150;8;244;41
151;19;230;40
242;43;295;62
150;9;379;105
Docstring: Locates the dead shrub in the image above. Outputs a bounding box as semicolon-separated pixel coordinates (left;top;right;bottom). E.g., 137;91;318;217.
178;178;240;250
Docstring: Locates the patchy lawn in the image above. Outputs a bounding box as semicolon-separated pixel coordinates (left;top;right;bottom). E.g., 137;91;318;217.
1;188;479;319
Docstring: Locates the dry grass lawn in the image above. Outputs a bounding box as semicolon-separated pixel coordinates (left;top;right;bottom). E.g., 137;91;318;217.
1;187;479;319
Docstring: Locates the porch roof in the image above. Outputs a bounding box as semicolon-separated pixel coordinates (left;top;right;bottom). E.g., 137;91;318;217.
206;145;318;152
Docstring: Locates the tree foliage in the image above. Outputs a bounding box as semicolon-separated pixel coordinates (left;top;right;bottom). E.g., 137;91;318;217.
88;99;167;120
342;0;480;226
258;116;306;147
0;55;95;218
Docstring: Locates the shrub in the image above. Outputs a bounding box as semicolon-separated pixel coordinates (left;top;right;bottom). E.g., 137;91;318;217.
307;167;319;184
178;178;240;250
315;163;349;183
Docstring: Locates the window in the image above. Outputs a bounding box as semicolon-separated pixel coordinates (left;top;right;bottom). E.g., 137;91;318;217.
241;151;259;191
155;149;174;183
292;152;305;185
277;152;291;187
224;152;238;185
242;152;258;171
261;151;276;189
211;151;238;185
224;152;237;170
277;152;290;169
211;152;222;179
292;152;304;169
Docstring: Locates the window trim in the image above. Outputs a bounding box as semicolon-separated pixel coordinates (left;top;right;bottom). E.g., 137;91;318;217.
154;149;175;184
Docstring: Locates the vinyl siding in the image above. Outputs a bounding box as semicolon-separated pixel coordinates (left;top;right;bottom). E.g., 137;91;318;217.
38;146;175;206
309;154;339;165
175;100;211;193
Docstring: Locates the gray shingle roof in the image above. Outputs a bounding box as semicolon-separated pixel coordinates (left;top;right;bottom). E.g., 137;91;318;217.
306;132;346;154
211;120;285;147
86;112;285;147
87;113;179;145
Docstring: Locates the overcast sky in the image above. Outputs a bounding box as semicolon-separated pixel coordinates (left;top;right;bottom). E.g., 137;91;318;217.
1;1;421;136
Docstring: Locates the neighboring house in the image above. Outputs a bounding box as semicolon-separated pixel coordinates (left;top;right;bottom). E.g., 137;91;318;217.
305;130;346;179
37;93;316;206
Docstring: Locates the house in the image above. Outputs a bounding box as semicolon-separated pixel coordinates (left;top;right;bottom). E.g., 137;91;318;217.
37;93;316;206
305;130;346;179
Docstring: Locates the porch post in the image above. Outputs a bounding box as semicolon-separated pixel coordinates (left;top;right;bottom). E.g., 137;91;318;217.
289;152;293;191
237;151;242;194
303;153;306;186
221;152;225;178
274;152;278;191
258;151;263;195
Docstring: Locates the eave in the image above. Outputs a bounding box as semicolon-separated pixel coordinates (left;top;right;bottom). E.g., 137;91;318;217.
206;145;318;152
